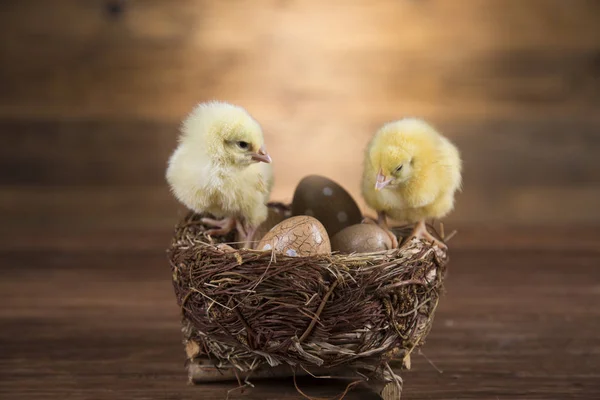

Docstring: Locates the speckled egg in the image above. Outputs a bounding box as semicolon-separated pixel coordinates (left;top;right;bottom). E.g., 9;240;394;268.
251;206;291;249
291;175;362;237
257;216;331;256
331;223;393;254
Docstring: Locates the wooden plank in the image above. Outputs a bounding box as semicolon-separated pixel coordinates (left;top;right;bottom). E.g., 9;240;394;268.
0;1;599;120
0;186;182;231
0;242;599;398
1;117;600;187
0;186;600;243
1;47;597;120
3;0;598;49
1;223;599;254
0;119;177;186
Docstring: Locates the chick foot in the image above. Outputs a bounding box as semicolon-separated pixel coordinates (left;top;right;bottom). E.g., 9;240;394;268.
201;217;236;237
243;227;258;250
234;220;258;249
406;220;447;250
361;216;378;225
375;211;399;249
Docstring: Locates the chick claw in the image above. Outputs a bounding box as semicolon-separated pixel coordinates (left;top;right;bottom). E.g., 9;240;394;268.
201;217;236;237
407;220;447;250
374;211;399;249
241;226;258;250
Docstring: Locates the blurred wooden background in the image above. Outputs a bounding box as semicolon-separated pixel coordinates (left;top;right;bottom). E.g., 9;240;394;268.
1;0;599;247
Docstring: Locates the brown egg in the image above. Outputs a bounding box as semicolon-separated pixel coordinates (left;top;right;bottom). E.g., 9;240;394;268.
250;206;290;249
331;223;393;254
291;175;362;237
257;216;331;256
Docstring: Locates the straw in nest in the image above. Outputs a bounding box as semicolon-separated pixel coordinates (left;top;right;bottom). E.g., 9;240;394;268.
167;204;449;399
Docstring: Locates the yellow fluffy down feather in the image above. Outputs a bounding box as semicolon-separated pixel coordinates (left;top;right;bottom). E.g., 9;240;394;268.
362;118;462;225
166;101;273;238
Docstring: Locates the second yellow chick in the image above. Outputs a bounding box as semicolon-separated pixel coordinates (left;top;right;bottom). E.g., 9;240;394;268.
361;118;462;248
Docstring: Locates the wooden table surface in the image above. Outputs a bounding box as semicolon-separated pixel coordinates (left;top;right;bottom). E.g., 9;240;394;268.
1;229;599;400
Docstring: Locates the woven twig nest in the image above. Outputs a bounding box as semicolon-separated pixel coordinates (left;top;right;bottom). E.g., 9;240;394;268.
168;203;449;399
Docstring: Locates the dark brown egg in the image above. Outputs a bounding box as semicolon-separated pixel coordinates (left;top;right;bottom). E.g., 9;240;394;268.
250;206;290;249
331;223;392;254
257;216;331;256
291;175;362;237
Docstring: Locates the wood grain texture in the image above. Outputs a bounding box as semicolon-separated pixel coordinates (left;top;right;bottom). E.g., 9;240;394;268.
1;117;600;236
1;0;599;230
3;117;600;187
1;239;599;399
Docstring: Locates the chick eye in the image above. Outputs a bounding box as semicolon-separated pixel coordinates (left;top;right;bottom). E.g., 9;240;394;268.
395;165;403;173
237;141;250;150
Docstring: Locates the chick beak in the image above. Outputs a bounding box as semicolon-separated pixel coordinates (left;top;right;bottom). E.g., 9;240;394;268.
251;146;272;163
375;170;392;191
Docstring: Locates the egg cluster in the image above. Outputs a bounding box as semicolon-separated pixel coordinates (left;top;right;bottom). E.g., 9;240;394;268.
250;175;394;256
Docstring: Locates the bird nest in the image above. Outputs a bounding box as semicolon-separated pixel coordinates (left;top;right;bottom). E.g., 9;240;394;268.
168;203;449;399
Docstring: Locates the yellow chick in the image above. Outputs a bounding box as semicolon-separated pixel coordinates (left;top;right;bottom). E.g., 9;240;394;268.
361;118;462;249
166;101;273;247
